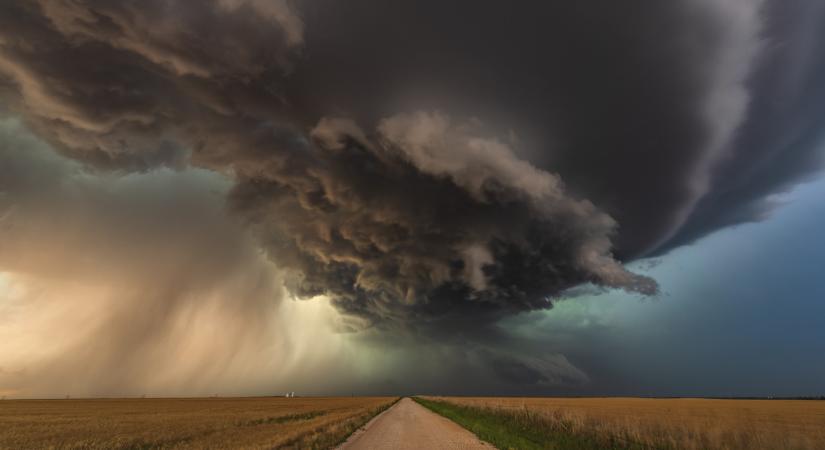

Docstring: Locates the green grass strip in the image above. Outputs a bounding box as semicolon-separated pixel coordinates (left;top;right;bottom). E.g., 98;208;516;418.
413;397;656;450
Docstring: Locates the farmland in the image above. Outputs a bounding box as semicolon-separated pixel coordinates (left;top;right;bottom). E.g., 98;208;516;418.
417;396;825;450
0;396;397;449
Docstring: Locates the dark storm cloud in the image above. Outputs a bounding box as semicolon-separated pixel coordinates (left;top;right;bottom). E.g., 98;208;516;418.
655;0;825;252
0;0;823;328
288;0;764;258
231;112;656;325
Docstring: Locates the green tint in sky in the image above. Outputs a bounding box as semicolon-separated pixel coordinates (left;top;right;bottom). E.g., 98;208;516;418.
501;178;825;396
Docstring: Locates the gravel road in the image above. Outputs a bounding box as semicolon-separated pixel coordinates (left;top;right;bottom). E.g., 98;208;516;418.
337;397;493;450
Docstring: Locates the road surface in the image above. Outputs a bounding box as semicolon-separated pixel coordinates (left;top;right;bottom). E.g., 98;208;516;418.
338;397;493;450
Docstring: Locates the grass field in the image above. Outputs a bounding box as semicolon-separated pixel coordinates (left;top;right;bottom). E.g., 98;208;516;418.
416;396;825;450
0;396;398;449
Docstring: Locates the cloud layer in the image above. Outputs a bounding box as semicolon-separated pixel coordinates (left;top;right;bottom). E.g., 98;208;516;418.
1;0;824;395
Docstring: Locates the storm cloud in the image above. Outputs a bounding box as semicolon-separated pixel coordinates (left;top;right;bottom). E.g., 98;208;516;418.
1;0;824;333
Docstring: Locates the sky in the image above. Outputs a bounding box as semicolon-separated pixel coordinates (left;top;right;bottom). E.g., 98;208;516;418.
0;0;824;398
502;177;825;398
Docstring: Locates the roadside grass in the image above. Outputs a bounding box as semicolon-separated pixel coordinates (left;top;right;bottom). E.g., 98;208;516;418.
423;396;825;450
413;397;655;450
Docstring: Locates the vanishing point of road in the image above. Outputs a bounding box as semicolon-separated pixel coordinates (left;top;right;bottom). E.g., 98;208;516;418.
338;397;493;450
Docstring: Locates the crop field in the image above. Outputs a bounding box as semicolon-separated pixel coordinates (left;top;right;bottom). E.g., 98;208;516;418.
0;396;397;449
419;396;825;450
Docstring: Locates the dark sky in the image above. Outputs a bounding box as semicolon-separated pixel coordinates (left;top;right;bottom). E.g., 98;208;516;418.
0;0;823;397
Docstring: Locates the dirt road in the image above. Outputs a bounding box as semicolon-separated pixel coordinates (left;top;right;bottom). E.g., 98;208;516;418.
337;397;492;450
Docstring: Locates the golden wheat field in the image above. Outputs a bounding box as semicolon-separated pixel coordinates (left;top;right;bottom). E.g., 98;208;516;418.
0;396;397;450
433;396;825;450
